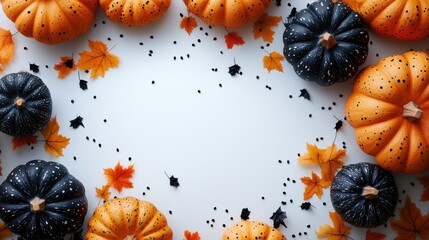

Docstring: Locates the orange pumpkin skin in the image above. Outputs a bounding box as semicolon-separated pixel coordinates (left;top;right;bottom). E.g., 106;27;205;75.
339;0;429;40
85;197;173;240
1;0;98;44
99;0;171;26
345;51;429;174
183;0;272;28
222;221;287;240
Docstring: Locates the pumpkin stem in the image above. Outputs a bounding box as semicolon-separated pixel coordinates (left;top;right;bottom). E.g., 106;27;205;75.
13;97;26;109
30;197;46;212
123;235;137;240
319;32;337;50
362;186;379;200
403;101;423;122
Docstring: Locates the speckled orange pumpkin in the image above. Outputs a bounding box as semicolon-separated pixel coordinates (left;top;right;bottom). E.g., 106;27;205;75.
99;0;171;26
338;0;429;40
345;51;429;174
86;197;173;240
1;0;98;44
222;221;287;240
183;0;272;28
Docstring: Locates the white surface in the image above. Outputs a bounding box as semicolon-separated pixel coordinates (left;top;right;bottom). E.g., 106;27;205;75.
0;1;429;239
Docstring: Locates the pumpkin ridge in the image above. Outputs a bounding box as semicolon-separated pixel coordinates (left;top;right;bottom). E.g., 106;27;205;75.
137;207;165;236
49;1;80;37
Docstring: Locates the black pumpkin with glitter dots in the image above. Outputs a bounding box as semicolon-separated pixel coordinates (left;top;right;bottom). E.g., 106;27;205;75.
283;0;369;86
0;72;52;137
0;160;88;240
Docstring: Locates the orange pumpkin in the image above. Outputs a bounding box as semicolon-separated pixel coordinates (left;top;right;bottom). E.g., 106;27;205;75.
339;0;429;40
222;221;287;240
99;0;171;26
183;0;272;28
345;51;429;174
86;197;173;240
1;0;98;44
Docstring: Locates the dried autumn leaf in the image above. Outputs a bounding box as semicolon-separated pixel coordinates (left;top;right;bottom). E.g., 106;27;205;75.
298;143;321;165
184;230;200;240
104;162;135;193
0;222;13;239
40;116;70;157
180;16;198;35
263;51;284;73
11;135;38;150
419;175;429;201
225;31;245;49
54;56;77;79
0;28;14;72
301;172;330;200
319;144;346;183
253;13;282;43
95;184;111;200
365;229;386;240
390;196;429;240
316;211;351;240
77;40;119;79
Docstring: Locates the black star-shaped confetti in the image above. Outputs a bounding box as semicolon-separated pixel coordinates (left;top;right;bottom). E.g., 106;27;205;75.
70;116;84;129
299;88;310;100
78;72;88;90
228;64;241;76
29;63;40;73
270;206;287;228
299;202;313;210
334;117;343;132
165;172;180;187
240;208;251;220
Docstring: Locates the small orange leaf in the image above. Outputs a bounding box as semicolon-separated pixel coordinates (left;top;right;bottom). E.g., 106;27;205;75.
319;144;346;183
225;32;245;49
77;40;119;79
54;56;77;79
104;162;135;193
40;116;70;157
0;28;14;72
365;229;386;240
180;16;198;35
301;172;330;200
316;211;351;240
0;221;12;239
11;135;38;150
298;143;321;165
95;184;111;200
390;196;429;240
419;175;429;201
263;51;284;73
184;230;200;240
253;13;282;43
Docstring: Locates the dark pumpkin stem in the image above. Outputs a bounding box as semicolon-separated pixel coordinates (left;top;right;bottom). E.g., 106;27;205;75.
30;197;46;212
13;97;26;109
319;32;337;50
123;235;137;240
403;101;423;122
362;186;379;200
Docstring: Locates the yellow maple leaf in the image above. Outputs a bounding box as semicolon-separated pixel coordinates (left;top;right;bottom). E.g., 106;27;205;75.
263;51;284;73
316;211;351;240
54;56;77;79
77;40;119;79
103;162;135;193
0;28;14;72
253;13;282;43
95;184;111;201
298;143;321;165
180;16;198;35
40;116;70;156
301;172;330;200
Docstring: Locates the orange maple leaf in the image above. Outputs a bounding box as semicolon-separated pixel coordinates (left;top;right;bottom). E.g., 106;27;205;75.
11;135;38;150
253;13;282;43
77;40;119;79
180;16;198;35
365;229;386;240
263;51;284;73
95;184;112;200
54;56;77;79
0;222;12;239
301;172;330;200
298;143;321;165
225;31;245;49
419;175;429;201
104;162;135;193
184;230;200;240
0;28;14;72
319;144;346;183
316;211;351;240
40;116;70;157
390;196;429;240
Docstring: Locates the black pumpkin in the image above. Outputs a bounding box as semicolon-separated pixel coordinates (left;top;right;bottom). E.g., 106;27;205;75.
0;160;88;240
330;162;398;228
283;0;369;86
0;72;52;137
